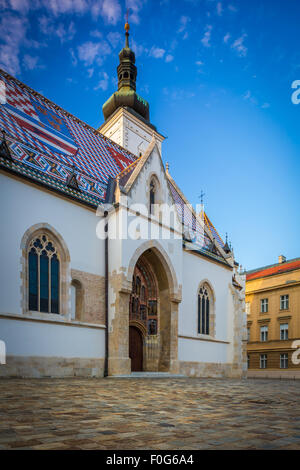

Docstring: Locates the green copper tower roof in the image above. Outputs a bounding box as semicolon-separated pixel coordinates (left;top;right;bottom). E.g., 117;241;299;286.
102;21;150;122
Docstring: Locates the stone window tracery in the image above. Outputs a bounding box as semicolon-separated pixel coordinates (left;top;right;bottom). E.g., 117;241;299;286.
28;234;60;314
198;283;214;336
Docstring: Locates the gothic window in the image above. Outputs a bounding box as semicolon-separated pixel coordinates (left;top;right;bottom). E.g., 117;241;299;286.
28;234;60;314
198;284;212;335
149;179;155;215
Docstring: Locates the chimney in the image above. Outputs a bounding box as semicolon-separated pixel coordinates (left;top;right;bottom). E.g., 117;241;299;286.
278;255;286;264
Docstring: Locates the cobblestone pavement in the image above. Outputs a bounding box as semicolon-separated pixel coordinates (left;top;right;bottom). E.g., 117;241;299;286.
0;377;300;450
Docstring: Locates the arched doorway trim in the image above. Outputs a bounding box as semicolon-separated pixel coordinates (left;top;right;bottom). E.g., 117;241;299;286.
126;240;181;302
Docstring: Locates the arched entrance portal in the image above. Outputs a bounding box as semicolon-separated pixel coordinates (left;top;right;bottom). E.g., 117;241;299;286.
128;248;173;372
107;241;181;377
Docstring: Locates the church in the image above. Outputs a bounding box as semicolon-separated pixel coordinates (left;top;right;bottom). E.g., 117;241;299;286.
0;22;246;379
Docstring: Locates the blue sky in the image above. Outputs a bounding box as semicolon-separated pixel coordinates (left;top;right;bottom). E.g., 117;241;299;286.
0;0;300;270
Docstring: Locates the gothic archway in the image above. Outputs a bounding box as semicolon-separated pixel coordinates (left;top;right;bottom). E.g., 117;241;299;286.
129;256;159;371
108;240;182;376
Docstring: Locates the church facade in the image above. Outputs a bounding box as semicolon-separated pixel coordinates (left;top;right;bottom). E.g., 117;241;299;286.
0;24;246;379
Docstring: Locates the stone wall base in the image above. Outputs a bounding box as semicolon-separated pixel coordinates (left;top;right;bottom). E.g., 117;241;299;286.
247;370;300;380
179;361;245;379
108;357;131;376
0;356;104;378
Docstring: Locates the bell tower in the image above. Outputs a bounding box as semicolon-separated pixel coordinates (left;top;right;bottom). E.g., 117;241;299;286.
99;21;164;157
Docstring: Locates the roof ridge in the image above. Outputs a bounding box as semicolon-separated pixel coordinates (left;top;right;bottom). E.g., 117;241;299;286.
116;154;142;178
0;67;138;162
203;212;224;245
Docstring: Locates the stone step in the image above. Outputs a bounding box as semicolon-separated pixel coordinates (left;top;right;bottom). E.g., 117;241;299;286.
109;372;186;378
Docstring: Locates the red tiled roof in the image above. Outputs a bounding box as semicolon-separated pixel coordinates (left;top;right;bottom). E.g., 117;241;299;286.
246;260;300;281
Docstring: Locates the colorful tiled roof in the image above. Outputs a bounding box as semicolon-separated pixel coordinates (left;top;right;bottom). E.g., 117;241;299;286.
167;176;227;263
246;259;300;281
0;69;137;205
117;155;142;187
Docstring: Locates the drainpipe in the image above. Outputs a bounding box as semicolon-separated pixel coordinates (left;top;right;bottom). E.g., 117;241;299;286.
104;210;109;377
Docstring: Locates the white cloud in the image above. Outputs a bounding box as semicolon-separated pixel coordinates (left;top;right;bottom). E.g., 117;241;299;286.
131;39;146;57
201;25;212;48
23;54;43;70
39;16;76;43
90;30;102;38
196;60;203;66
107;31;122;48
261;102;270;109
216;2;223;16
44;0;89;16
228;4;238;12
165;54;174;63
97;0;121;24
223;33;231;44
2;0;123;25
178;15;190;33
77;40;111;66
231;34;247;57
94;71;109;91
243;90;257;105
0;13;28;75
87;67;94;77
149;46;165;59
126;0;147;25
70;48;78;66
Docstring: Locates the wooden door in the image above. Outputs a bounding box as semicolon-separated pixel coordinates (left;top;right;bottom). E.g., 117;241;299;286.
129;326;143;371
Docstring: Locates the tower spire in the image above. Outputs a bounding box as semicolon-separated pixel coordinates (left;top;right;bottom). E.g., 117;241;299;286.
102;18;150;123
125;9;130;48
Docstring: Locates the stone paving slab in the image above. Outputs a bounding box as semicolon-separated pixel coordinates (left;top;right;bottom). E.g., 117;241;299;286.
0;377;300;450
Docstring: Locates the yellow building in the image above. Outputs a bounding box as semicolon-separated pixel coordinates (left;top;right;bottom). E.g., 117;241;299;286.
246;256;300;379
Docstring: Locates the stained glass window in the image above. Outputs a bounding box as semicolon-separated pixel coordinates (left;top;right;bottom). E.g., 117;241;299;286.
28;248;38;311
28;233;60;314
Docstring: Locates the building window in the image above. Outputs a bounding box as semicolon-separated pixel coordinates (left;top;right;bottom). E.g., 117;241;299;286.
198;284;212;335
260;354;267;369
280;323;289;340
260;325;268;342
245;302;250;315
260;298;268;313
149;179;155;215
280;353;288;369
247;355;250;369
28;234;60;313
247;327;250;342
280;295;289;310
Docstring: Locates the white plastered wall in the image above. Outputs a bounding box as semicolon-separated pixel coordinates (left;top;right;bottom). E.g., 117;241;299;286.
178;249;233;364
0;172;105;362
